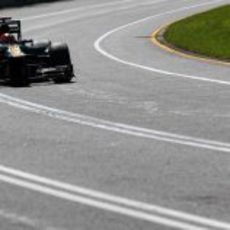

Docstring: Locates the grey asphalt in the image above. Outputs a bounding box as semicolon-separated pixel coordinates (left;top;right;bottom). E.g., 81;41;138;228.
0;0;230;229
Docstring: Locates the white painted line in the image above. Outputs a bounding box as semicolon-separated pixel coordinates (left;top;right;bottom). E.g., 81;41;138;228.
0;93;230;152
0;174;208;230
94;0;230;86
0;2;229;229
21;0;170;33
1;164;230;229
21;0;169;21
21;0;132;21
1;0;227;152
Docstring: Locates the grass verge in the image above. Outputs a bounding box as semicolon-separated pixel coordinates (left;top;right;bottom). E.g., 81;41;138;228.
163;5;230;61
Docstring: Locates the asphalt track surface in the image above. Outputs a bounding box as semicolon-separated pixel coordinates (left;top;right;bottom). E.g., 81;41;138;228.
0;0;230;229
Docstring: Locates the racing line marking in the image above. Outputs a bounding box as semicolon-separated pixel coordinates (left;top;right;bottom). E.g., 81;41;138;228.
1;93;230;153
21;0;169;33
1;164;230;229
21;0;168;22
0;0;230;229
1;0;229;153
0;174;206;230
21;0;134;21
94;0;230;86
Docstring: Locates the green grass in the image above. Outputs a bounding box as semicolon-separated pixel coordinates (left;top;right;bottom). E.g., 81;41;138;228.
164;5;230;61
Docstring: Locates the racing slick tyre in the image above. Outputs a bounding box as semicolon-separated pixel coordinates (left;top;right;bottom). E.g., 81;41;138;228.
50;43;74;83
9;57;30;87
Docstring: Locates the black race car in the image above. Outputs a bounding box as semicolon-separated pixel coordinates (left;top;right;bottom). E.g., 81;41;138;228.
0;17;75;86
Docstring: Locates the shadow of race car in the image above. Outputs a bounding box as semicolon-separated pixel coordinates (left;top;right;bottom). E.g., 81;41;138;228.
0;17;75;86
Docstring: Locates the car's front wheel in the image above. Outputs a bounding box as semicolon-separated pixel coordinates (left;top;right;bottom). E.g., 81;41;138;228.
49;43;74;83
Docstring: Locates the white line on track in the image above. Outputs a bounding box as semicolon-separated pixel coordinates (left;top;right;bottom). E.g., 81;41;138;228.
21;0;167;21
94;0;230;86
1;93;230;152
1;164;230;229
0;1;230;229
21;0;169;33
0;174;206;230
21;0;133;21
1;0;227;153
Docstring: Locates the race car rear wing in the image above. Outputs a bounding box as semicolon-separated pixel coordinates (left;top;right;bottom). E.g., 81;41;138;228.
0;17;21;40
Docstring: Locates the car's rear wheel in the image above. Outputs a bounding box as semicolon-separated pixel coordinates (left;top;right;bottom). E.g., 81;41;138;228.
49;43;74;83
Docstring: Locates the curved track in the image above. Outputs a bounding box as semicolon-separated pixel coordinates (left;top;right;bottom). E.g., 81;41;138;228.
0;0;230;229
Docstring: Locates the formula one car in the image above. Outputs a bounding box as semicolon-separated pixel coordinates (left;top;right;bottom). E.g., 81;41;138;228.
0;17;74;86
